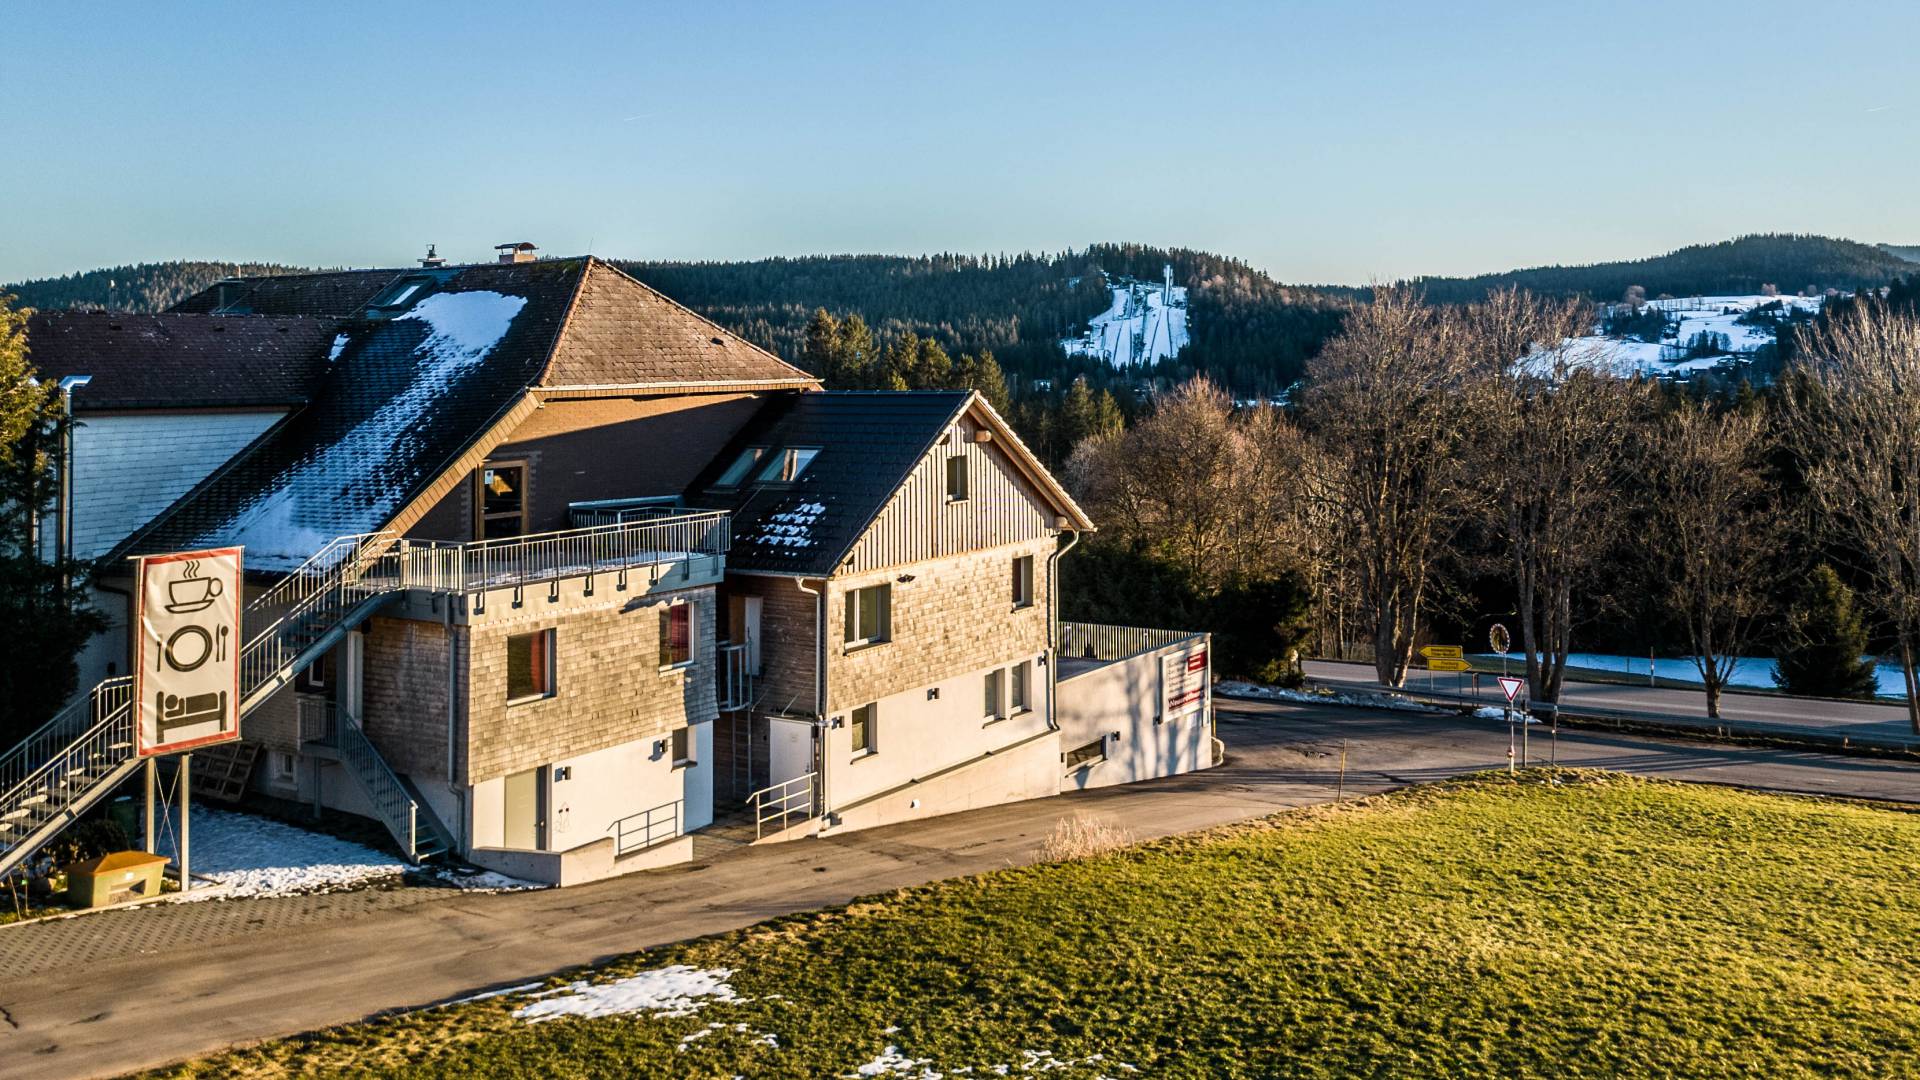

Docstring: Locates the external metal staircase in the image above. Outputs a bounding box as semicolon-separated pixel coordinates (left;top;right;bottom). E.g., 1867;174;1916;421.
0;534;435;878
0;512;734;880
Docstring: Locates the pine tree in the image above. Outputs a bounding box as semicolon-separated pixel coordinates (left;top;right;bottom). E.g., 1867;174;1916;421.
800;308;839;380
0;295;108;747
835;314;875;388
1773;565;1879;698
953;351;1011;414
1059;376;1097;451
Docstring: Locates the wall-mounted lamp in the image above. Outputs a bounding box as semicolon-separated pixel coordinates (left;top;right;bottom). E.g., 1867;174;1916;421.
927;687;939;701
652;739;668;757
897;573;916;583
830;715;845;729
554;766;573;781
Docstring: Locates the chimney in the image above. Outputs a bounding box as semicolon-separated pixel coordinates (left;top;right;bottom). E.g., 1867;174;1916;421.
495;241;538;264
419;244;446;268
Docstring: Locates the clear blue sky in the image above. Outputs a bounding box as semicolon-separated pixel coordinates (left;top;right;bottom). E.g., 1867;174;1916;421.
5;1;1916;285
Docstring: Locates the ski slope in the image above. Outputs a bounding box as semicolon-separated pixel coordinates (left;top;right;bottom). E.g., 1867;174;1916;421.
1529;294;1822;378
1061;266;1190;367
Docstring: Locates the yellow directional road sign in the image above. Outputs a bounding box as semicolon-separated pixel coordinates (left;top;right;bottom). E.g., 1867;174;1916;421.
1425;658;1472;673
1419;645;1464;661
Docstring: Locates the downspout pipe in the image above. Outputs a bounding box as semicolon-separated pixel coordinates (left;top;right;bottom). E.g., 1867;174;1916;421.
55;375;91;582
1044;529;1081;732
795;577;827;817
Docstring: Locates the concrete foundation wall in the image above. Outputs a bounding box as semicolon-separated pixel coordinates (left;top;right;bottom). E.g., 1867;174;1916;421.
1057;636;1214;791
825;727;1060;835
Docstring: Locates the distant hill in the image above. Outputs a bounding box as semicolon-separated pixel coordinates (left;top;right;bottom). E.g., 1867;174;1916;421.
1880;243;1920;264
1408;234;1913;305
3;261;315;314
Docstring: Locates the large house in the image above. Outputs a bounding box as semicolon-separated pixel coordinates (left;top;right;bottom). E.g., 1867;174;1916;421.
3;251;1213;886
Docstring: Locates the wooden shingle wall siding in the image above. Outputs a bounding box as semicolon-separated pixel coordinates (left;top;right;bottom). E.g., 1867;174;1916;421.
844;413;1057;576
461;578;717;784
723;574;820;718
362;615;460;781
827;536;1055;713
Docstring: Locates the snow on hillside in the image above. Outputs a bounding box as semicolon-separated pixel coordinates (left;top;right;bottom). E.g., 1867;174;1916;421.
1062;265;1190;367
1529;294;1821;379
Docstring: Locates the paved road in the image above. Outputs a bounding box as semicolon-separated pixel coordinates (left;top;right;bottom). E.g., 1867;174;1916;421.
1306;658;1920;747
6;700;1920;1079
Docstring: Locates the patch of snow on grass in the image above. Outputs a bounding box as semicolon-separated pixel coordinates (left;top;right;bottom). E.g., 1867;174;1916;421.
158;805;406;899
513;965;739;1023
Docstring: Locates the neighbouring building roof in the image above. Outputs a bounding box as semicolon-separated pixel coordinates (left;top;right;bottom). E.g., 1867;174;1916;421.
688;391;977;577
169;269;408;318
25;312;337;410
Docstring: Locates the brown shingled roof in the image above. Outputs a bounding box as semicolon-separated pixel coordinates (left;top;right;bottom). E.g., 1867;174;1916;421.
169;269;405;317
539;259;818;389
25;311;336;410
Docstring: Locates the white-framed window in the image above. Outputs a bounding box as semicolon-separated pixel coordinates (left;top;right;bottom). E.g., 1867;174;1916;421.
659;603;695;670
715;446;766;488
844;584;891;647
946;455;968;501
756;446;820;484
984;668;1005;722
1012;555;1034;609
851;703;876;755
269;750;297;786
507;629;556;704
1010;660;1032;714
671;727;695;769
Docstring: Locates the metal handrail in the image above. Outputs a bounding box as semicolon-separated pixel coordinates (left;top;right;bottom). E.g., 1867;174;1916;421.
0;682;136;874
327;700;422;859
296;695;338;747
748;772;816;840
0;676;132;807
717;642;753;712
610;798;683;856
1057;621;1203;664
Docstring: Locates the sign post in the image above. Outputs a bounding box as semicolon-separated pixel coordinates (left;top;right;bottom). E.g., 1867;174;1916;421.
133;546;243;892
1498;676;1525;775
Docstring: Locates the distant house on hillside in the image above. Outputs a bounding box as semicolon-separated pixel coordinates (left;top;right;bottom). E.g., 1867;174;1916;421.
4;251;1213;887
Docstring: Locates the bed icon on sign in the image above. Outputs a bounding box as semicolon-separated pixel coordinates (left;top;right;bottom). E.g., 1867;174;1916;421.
164;560;224;614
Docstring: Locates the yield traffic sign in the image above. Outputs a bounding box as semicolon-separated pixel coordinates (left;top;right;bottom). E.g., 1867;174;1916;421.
1498;676;1525;703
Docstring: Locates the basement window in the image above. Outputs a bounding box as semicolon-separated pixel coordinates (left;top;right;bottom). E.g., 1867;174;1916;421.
507;630;556;704
851;703;876;756
1066;738;1107;770
984;668;1005;722
671;727;695;769
1010;661;1032;714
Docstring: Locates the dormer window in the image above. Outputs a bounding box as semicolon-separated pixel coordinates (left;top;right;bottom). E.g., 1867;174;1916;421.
756;447;820;485
715;447;767;488
371;276;431;311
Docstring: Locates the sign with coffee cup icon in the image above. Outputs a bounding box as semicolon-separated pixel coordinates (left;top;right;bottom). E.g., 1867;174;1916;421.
133;546;243;756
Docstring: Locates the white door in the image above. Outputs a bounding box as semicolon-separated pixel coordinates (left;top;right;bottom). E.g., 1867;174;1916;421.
743;595;763;676
766;717;815;813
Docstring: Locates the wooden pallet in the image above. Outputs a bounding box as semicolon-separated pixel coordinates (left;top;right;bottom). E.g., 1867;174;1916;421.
188;742;259;803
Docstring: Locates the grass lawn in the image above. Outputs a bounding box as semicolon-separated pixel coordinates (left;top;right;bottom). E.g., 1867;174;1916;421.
144;774;1920;1078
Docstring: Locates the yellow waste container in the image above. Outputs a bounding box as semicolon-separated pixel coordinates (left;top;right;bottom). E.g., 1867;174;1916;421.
65;851;170;908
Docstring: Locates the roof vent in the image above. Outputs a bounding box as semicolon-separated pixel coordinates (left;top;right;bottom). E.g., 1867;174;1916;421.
495;241;538;264
419;244;446;268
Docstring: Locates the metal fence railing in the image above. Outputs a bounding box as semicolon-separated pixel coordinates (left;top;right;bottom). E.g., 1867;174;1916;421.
0;677;133;808
610;798;683;856
1057;622;1202;664
0;679;137;878
717;643;753;712
399;510;731;594
750;772;816;840
296;696;338;747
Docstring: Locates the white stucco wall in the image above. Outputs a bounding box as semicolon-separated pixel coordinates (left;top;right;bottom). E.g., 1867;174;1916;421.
467;722;712;854
822;650;1054;811
51;410;282;561
1056;637;1214;791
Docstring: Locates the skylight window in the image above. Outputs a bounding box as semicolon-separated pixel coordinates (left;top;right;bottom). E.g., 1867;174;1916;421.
371;277;431;310
715;447;767;488
756;447;820;484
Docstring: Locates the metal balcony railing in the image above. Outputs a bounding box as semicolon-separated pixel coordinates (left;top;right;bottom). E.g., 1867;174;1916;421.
1057;622;1201;664
296;695;338;747
610;798;683;856
717;642;753;712
397;510;731;594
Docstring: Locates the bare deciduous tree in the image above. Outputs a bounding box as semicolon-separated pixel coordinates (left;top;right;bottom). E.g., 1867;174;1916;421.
1464;289;1645;705
1299;289;1488;687
1783;300;1920;731
1642;402;1780;718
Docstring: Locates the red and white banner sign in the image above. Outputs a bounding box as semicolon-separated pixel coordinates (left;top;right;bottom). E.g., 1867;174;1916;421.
1161;645;1209;721
1498;676;1526;704
134;547;243;756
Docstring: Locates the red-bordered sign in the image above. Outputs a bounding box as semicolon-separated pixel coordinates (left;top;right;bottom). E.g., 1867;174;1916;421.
133;547;243;756
1162;645;1209;720
1498;676;1526;704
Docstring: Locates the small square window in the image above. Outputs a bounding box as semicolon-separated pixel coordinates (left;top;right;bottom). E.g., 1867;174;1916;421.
1011;661;1031;713
946;455;968;501
756;446;820;484
660;604;694;669
984;668;1005;722
269;751;297;785
844;584;891;647
851;703;876;755
507;630;555;703
1012;556;1034;609
671;727;695;768
715;447;766;487
1066;738;1107;770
